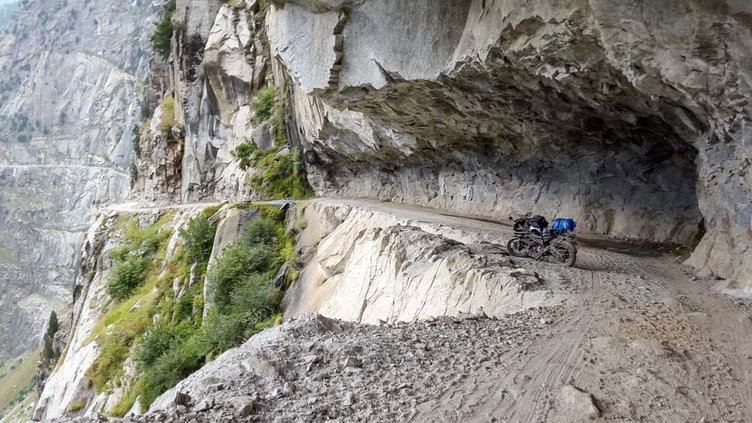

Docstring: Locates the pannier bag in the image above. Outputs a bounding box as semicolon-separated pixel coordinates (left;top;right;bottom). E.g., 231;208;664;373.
552;218;576;233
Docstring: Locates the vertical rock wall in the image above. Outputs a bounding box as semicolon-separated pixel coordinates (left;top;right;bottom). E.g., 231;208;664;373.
132;0;273;204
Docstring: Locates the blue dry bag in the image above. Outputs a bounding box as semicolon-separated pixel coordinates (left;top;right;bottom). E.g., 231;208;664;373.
552;218;576;233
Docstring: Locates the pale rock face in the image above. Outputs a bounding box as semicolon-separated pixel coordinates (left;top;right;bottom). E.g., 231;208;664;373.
268;0;752;285
34;207;210;420
0;0;159;363
157;0;269;204
285;200;561;323
33;215;113;421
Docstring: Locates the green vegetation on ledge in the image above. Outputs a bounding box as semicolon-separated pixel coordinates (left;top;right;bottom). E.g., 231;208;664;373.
233;84;314;200
253;86;276;124
87;214;174;396
88;205;293;416
233;143;313;200
158;95;176;138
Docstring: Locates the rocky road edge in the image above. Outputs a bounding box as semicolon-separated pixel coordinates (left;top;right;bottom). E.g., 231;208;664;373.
52;310;561;423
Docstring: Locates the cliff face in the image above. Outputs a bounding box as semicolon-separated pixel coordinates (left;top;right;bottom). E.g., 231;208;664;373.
268;0;752;285
22;1;752;421
131;0;271;204
0;0;158;363
33;206;212;420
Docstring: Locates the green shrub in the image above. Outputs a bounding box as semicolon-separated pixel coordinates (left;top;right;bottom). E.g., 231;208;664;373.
175;282;203;323
243;218;279;246
233;142;264;171
158;95;175;136
106;216;172;302
139;333;208;407
253;87;276;124
232;143;313;200
248;148;313;199
208;244;278;310
204;311;250;354
135;324;178;369
151;0;176;59
122;216;173;253
180;215;216;264
258;204;286;221
229;274;282;315
67;399;87;413
107;256;148;300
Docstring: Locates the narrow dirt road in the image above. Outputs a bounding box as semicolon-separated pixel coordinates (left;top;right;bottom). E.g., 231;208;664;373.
331;198;752;422
297;199;752;422
65;198;752;423
103;201;224;214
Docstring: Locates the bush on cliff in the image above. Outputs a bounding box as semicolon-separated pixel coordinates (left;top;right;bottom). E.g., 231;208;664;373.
151;0;176;59
106;216;172;301
107;256;148;300
232;143;313;200
243;217;279;246
108;209;288;414
209;243;278;310
158;95;176;137
179;214;216;265
253;86;276;124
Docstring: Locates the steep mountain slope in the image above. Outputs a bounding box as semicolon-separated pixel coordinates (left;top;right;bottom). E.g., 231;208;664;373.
0;0;158;364
13;0;752;422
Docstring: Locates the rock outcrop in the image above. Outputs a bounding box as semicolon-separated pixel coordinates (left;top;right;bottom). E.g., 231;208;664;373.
267;0;752;285
34;205;211;420
132;0;272;204
285;199;561;322
0;0;158;363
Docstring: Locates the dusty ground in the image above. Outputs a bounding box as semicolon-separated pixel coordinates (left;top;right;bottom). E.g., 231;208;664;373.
57;199;752;423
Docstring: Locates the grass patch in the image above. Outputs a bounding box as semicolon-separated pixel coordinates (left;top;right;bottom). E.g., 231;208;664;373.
106;215;173;300
158;95;176;137
180;214;216;265
253;86;276;124
67;399;87;413
233;143;313;199
0;349;40;417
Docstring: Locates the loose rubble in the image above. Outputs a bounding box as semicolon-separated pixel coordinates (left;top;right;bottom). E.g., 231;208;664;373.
54;310;557;423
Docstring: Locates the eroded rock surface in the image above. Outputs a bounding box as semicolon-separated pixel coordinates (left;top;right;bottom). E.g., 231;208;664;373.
285;198;562;322
268;0;752;285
